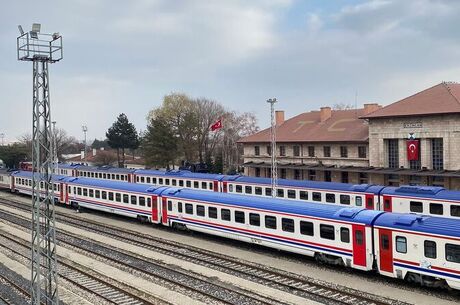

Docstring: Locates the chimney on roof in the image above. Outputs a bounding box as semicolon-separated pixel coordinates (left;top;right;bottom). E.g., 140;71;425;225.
363;103;381;115
275;110;285;125
320;107;332;122
80;150;84;160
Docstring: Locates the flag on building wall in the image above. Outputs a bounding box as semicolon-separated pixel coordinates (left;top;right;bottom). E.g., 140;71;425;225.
210;119;222;131
407;139;420;161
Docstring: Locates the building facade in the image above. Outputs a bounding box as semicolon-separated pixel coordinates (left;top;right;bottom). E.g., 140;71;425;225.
239;82;460;189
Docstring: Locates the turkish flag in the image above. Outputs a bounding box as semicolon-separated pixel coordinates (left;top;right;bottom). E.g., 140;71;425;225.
210;119;222;131
407;140;419;161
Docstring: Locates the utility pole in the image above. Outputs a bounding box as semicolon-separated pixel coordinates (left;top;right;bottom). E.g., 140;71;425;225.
17;23;62;305
82;125;88;162
267;98;278;198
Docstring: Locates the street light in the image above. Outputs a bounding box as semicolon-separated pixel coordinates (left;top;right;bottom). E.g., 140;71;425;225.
82;125;88;162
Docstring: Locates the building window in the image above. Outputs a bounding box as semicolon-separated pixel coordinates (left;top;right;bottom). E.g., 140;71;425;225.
359;173;368;184
430;176;444;187
324;171;331;182
266;145;271;156
279;146;286;156
358;146;367;158
323;146;331;157
409;175;421;185
341;172;349;183
293;145;300;157
255;167;261;177
387;139;399;168
340;146;348;158
308;146;315;157
308;170;316;181
432;138;443;170
254;146;260;156
386;174;400;186
294;169;301;180
280;168;287;179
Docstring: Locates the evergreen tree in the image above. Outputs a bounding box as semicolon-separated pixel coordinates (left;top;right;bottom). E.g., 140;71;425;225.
106;113;140;167
142;116;178;169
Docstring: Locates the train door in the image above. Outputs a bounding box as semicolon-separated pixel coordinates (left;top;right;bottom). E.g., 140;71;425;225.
365;194;374;210
223;182;228;193
151;195;159;222
213;181;219;192
161;197;168;225
11;176;15;192
60;183;64;202
65;184;70;205
352;225;366;268
383;195;392;212
379;229;393;273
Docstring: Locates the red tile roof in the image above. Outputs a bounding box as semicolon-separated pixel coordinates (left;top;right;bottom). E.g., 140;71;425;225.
361;82;460;119
239;107;376;143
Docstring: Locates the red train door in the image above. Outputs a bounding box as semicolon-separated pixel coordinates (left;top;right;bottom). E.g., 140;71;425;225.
383;195;392;212
213;181;218;192
352;225;366;267
161;197;168;225
223;182;228;193
151;196;158;222
379;229;393;273
365;194;374;210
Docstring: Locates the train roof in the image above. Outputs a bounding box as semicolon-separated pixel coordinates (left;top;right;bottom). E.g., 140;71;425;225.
12;170;68;182
135;169;225;180
164;187;384;225
76;165;136;173
224;175;384;193
374;212;460;239
381;185;460;201
56;163;83;169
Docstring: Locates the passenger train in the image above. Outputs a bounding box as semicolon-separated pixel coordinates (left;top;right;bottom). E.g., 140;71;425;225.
3;170;460;291
49;163;460;219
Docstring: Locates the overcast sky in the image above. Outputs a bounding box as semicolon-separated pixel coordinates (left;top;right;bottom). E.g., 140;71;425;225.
1;0;460;143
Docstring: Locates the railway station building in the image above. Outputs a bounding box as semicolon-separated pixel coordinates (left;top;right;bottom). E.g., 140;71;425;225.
239;82;460;190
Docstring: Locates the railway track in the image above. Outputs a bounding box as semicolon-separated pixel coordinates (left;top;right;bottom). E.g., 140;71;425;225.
0;194;412;305
0;264;31;305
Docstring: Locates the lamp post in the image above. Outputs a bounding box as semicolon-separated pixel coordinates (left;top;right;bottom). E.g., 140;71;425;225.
267;98;278;198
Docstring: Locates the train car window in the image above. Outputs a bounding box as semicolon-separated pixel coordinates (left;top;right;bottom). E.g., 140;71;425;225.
99;173;103;178
179;180;184;187
277;189;284;198
450;205;460;217
109;192;114;201
194;181;199;188
53;184;58;191
146;177;151;184
136;176;140;182
83;188;88;197
197;205;205;216
221;209;231;221
424;240;437;259
249;213;260;226
209;182;213;190
103;174;107;179
245;186;252;194
178;202;183;213
159;178;163;184
165;179;170;185
265;188;272;197
410;201;423;213
102;191;107;200
185;203;193;214
208;207;217;219
300;221;314;236
312;192;322;202
282;218;294;233
355;230;363;245
186;181;191;187
116;193;121;202
123;194;129;204
235;211;245;223
396;236;407;253
29;180;32;186
95;190;100;198
152;178;157;184
287;190;296;199
326;193;335;203
299;191;308;200
68;186;71;193
236;185;243;193
21;179;25;185
446;244;460;263
429;203;443;215
168;201;173;211
131;195;137;205
91;173;95;178
228;184;234;192
122;175;126;181
265;216;277;229
340;195;351;205
255;187;262;195
140;177;145;183
320;224;335;240
89;189;94;197
355;197;362;206
202;182;207;189
340;228;350;243
115;174;119;180
172;179;177;186
139;197;145;207
73;187;76;194
112;174;116;180
147;198;151;207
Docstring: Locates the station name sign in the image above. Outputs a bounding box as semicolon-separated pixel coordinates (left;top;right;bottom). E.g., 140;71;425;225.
403;122;423;128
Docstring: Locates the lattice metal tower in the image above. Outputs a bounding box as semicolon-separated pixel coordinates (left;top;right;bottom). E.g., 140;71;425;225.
267;98;278;197
17;23;63;305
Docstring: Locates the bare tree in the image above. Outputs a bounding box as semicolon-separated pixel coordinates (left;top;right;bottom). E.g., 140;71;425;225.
19;129;79;161
93;150;117;166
